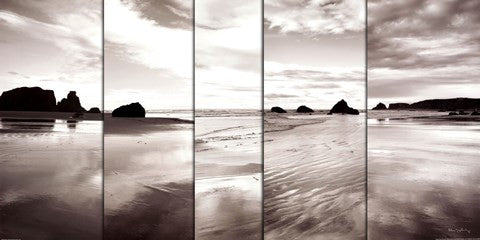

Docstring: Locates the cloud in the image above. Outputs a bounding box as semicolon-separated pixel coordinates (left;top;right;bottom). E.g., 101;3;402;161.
105;0;192;78
264;61;365;109
125;0;192;29
368;0;480;105
0;0;102;109
195;0;261;109
265;93;298;99
264;0;365;35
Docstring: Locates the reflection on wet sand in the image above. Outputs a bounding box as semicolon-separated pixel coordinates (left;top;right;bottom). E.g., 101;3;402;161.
368;117;480;239
195;112;262;240
264;113;365;240
0;118;102;239
104;116;193;240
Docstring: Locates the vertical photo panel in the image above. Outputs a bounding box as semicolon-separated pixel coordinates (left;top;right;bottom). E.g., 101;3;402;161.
104;0;193;239
263;0;366;239
368;0;480;239
194;0;262;239
0;0;103;239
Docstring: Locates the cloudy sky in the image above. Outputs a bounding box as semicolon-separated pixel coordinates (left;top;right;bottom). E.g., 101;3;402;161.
0;0;102;110
105;0;192;111
195;0;261;109
368;0;480;108
265;0;365;110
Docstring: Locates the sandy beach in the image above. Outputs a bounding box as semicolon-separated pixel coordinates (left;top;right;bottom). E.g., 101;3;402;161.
0;112;102;239
103;114;193;239
264;111;366;240
195;110;262;240
368;110;480;239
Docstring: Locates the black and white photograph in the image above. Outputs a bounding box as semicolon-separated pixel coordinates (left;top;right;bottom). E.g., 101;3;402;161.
264;0;366;239
103;0;194;239
1;1;479;239
194;0;262;239
368;0;480;239
0;0;103;239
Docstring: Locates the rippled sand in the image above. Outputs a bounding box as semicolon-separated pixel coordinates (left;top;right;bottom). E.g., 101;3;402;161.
104;116;193;240
264;112;366;240
368;116;480;239
195;113;262;240
0;116;102;239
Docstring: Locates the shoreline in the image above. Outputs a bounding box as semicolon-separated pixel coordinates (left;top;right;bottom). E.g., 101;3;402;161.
368;110;480;121
265;112;364;133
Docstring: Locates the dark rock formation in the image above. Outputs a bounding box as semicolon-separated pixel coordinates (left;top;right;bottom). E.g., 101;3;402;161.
296;105;314;113
329;99;359;115
389;98;480;110
372;102;387;110
0;87;57;111
112;102;145;117
410;98;480;109
57;91;86;112
472;111;480;116
88;107;101;113
448;112;458;116
388;103;410;109
271;106;286;113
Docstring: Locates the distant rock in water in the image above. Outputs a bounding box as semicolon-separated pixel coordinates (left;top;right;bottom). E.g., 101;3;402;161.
448;112;458;116
57;91;86;112
472;111;480;116
388;103;410;109
112;102;145;117
329;99;359;115
296;105;314;113
271;106;286;113
88;107;101;113
372;102;387;110
0;87;57;111
389;98;480;110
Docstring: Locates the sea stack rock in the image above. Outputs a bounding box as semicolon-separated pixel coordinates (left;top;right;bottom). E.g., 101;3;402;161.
0;87;57;111
112;102;145;117
88;107;101;113
372;102;387;110
388;103;410;109
296;105;314;113
271;106;286;113
329;99;359;115
57;91;86;112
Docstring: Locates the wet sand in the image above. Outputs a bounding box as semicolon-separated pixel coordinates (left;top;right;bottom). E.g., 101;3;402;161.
368;112;480;239
195;112;262;240
0;113;102;239
264;112;366;240
104;115;193;240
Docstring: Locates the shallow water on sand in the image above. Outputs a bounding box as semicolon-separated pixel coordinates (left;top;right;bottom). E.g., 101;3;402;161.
195;114;262;240
0;119;102;239
368;118;480;239
264;114;366;240
104;121;193;240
